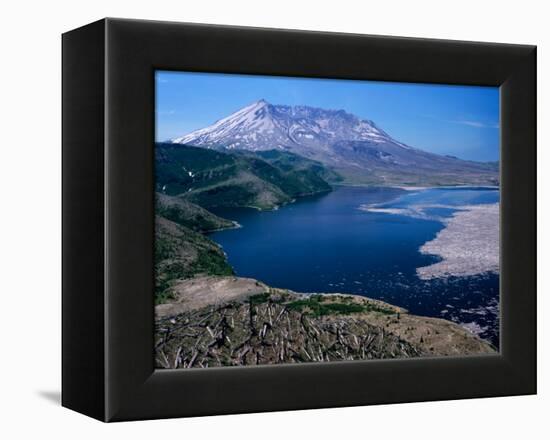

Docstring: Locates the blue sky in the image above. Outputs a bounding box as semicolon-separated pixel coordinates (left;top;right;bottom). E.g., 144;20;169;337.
156;71;500;162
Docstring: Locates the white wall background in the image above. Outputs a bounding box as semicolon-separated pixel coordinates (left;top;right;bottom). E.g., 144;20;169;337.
0;0;546;437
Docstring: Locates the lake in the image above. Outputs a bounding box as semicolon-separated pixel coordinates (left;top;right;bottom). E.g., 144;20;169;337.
210;186;500;347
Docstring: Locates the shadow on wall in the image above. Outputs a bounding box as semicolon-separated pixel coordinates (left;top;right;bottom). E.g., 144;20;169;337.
37;390;61;405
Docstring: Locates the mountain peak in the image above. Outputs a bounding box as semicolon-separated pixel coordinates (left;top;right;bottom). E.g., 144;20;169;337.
243;98;270;110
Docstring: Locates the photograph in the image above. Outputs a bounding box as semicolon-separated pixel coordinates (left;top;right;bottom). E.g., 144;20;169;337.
154;71;501;368
1;0;542;433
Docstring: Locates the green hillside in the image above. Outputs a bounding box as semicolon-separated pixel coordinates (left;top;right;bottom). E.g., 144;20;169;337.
154;144;341;303
156;193;235;232
252;149;343;185
155;144;336;210
155;216;234;303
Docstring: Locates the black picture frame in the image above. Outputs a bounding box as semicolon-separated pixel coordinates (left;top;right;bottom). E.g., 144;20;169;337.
62;18;536;422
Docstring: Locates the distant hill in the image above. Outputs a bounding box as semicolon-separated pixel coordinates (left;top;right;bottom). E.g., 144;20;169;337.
155;143;334;210
249;149;342;184
170;100;499;186
156;193;236;232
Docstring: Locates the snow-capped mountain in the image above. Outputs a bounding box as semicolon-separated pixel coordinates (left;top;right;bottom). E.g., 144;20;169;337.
170;100;498;185
172;99;408;152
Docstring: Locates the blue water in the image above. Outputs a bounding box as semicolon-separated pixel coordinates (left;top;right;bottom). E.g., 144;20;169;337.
210;186;500;347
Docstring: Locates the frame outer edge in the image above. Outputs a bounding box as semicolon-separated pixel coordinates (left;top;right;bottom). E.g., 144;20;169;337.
104;17;111;422
502;45;537;392
62;19;107;421
99;19;537;421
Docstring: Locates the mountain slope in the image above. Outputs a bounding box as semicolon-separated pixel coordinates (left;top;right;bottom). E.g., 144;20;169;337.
156;193;236;232
170;100;499;186
155;143;333;210
155;215;234;303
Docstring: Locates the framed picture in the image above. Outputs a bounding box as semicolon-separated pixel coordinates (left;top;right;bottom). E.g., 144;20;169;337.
62;18;536;422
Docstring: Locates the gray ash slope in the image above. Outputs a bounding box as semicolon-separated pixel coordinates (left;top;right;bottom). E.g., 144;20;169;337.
171;100;498;186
